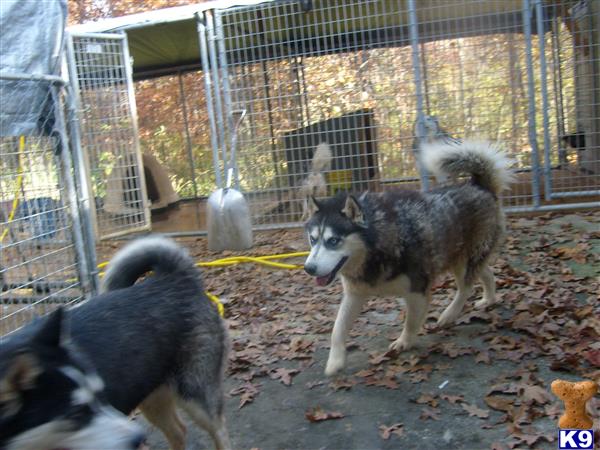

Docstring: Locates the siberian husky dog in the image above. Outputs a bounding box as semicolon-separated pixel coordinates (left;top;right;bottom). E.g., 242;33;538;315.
303;140;514;376
0;236;231;450
0;308;145;450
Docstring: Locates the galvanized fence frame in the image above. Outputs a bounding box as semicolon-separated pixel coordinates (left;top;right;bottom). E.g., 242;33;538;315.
66;31;151;240
0;72;96;337
198;0;599;230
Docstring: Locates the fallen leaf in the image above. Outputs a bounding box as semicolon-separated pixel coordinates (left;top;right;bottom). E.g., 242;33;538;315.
290;337;314;354
550;354;580;372
440;394;465;404
440;343;474;358
456;310;492;325
409;372;429;383
484;395;514;412
229;382;261;409
269;368;299;386
306;380;325;389
364;376;399;390
544;402;562;419
475;350;491;364
379;423;404;440
368;352;391;366
435;362;452;371
518;384;553;405
329;378;356;391
354;368;379;378
462;403;490;419
413;393;439;407
550;245;588;263
420;407;441;421
584;348;600;367
508;432;554;448
305;407;345;423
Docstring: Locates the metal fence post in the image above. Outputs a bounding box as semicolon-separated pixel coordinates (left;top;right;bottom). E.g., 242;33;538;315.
197;13;223;188
65;33;100;294
214;9;239;189
206;11;228;179
120;31;151;228
408;0;429;191
52;83;92;297
178;72;199;198
534;0;552;201
523;0;542;208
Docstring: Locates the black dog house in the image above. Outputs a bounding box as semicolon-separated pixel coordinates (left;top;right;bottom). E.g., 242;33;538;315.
283;109;379;193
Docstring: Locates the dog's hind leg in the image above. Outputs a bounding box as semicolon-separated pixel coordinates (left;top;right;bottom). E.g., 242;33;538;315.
325;285;368;376
437;265;473;328
390;291;431;352
139;385;187;450
474;265;496;309
178;399;231;450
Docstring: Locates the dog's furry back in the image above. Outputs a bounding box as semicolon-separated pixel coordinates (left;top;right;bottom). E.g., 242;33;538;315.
421;139;514;196
102;235;197;292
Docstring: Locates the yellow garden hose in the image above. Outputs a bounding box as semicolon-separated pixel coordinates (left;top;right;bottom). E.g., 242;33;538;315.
197;251;308;270
205;291;225;317
95;251;309;317
0;136;25;243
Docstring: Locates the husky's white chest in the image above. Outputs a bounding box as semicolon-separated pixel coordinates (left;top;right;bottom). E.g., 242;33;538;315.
342;273;411;297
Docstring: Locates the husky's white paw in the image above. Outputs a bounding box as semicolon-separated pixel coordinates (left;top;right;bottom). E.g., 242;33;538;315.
474;297;495;309
389;334;414;353
436;309;459;328
325;349;346;376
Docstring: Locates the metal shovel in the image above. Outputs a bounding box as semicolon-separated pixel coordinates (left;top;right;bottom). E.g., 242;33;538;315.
207;110;253;251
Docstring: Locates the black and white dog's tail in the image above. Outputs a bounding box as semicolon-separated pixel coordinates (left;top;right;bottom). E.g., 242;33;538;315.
101;235;197;292
421;139;515;197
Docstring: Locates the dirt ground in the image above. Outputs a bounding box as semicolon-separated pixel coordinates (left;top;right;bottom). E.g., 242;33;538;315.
97;211;600;450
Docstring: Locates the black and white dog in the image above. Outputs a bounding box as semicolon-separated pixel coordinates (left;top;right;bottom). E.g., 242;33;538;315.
0;236;230;450
303;140;514;376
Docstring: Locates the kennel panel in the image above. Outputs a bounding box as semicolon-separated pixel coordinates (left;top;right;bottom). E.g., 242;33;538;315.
205;0;599;224
1;76;93;337
212;2;420;227
67;32;151;240
542;0;600;202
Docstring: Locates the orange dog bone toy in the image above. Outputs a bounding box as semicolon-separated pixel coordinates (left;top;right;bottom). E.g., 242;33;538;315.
551;379;598;429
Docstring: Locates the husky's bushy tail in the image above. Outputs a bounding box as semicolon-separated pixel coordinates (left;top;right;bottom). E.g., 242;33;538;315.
101;235;198;292
300;142;333;219
421;139;515;197
310;142;332;174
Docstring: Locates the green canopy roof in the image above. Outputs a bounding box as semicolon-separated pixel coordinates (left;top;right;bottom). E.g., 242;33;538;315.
69;0;550;80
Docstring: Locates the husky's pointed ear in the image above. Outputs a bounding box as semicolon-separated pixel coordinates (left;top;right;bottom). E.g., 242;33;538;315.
342;195;366;227
0;352;42;416
34;307;69;348
306;195;320;217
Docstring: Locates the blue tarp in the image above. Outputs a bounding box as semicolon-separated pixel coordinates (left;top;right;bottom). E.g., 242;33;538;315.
0;0;67;136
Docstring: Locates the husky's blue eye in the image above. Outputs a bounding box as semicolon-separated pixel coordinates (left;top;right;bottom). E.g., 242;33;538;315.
309;236;317;246
327;237;340;247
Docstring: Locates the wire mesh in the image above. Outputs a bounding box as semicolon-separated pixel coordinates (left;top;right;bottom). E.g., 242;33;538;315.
545;0;600;199
68;33;150;239
204;0;599;226
0;78;87;337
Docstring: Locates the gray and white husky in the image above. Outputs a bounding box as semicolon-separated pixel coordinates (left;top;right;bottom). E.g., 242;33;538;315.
303;139;514;376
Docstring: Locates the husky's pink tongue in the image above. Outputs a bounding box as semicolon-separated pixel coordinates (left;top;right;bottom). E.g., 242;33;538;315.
316;275;329;286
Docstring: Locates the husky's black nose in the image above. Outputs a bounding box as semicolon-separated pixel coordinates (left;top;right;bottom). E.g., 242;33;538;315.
131;432;146;449
304;263;317;276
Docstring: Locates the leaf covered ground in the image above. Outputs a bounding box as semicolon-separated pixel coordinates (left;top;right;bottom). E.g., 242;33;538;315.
98;211;600;450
